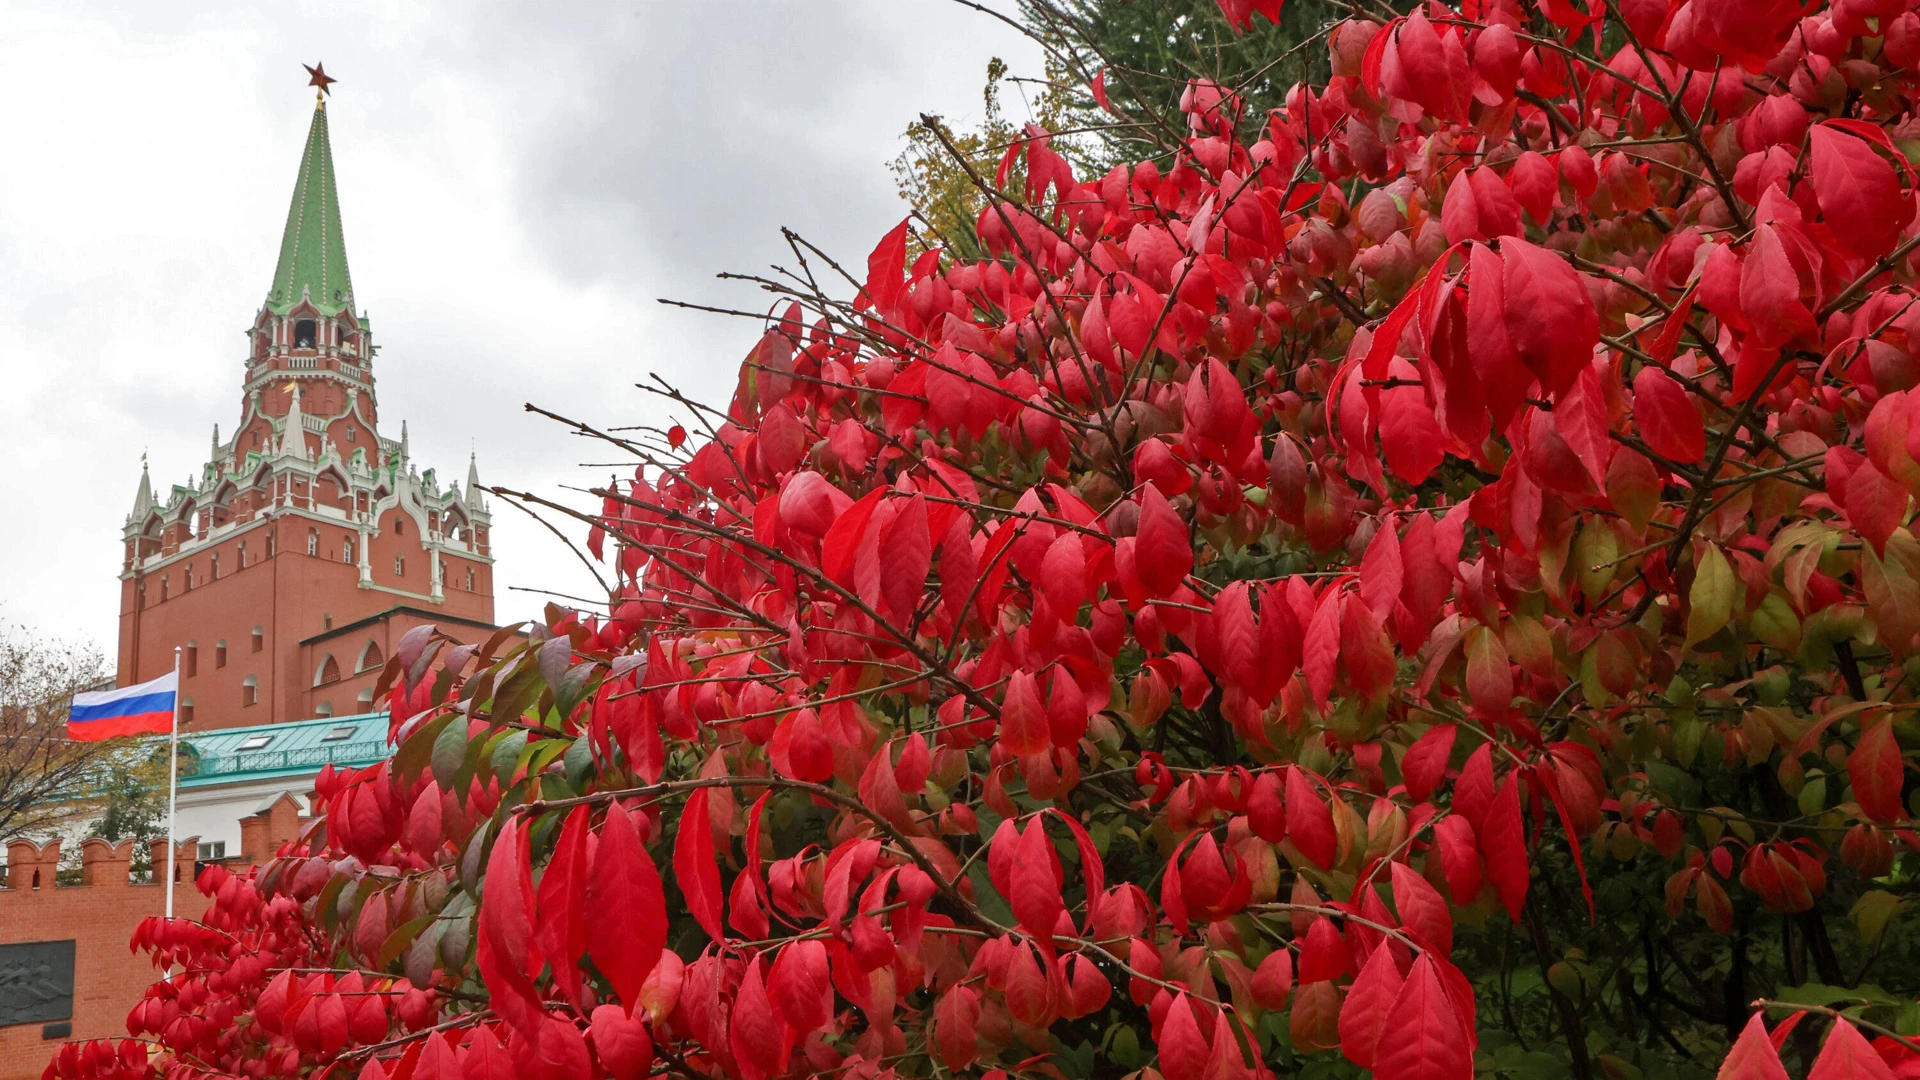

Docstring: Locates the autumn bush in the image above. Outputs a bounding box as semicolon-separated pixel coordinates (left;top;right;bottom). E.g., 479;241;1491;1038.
50;0;1920;1077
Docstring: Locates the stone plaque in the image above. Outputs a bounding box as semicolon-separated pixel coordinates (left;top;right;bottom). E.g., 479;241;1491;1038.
0;940;74;1028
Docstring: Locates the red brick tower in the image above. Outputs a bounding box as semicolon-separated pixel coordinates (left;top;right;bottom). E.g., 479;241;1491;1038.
116;89;498;730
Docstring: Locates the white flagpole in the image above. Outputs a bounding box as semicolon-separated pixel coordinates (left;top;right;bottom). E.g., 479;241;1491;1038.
165;646;181;920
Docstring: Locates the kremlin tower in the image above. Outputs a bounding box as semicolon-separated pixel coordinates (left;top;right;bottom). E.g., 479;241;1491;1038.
115;73;499;730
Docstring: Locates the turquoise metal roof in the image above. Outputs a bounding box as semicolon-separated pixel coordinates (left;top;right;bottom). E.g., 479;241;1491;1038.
177;712;391;788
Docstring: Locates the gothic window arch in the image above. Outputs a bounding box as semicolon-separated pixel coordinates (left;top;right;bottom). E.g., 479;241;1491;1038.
314;654;340;687
357;639;383;672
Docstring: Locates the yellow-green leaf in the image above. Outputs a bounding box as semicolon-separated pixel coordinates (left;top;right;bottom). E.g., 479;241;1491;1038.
1687;543;1736;649
1852;889;1903;944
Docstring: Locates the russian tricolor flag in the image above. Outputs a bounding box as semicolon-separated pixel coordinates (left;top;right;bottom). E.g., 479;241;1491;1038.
69;671;178;741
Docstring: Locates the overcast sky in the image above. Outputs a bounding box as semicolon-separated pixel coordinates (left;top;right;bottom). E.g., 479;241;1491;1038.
0;1;1044;659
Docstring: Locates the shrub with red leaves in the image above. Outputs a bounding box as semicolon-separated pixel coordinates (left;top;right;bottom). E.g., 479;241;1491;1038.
55;0;1920;1077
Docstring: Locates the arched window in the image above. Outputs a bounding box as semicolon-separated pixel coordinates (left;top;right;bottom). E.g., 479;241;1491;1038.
315;655;341;687
215;640;227;669
393;517;404;537
357;688;375;711
358;639;384;672
251;626;264;653
466;566;475;592
210;553;219;580
179;698;194;727
242;675;258;707
295;319;316;348
314;701;333;718
160;574;169;601
341;537;353;562
184;641;197;678
394;555;405;577
307;528;318;556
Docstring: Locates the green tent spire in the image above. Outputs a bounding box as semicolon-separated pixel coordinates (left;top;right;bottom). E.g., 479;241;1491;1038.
266;101;354;316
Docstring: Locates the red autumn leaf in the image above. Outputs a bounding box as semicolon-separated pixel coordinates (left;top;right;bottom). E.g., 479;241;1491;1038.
1297;915;1350;983
675;788;726;942
475;819;543;1037
864;218;910;314
1633;365;1706;464
1158;992;1211;1080
1402;724;1457;803
1809;1015;1898;1080
932;985;981;1069
590;1005;655;1080
1372;955;1473;1080
1000;669;1051;756
1718;1013;1791;1080
586;800;668;1008
765;939;833;1034
1464;624;1514;719
1251;946;1293;1011
532;805;590;1003
1810;122;1915;260
1482;770;1530;921
1850;712;1906;823
1285;766;1338;869
1846;461;1910;558
1389;859;1454;955
727;956;791;1080
1009;820;1066;940
1337;942;1407;1069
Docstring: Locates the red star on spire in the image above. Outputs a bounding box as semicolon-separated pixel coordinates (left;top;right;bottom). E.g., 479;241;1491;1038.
304;62;337;97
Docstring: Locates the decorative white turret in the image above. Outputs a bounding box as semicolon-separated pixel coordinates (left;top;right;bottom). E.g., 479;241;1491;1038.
129;462;154;520
465;453;486;514
281;385;310;461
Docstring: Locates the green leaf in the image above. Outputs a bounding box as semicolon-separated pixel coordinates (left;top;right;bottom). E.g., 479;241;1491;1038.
431;714;471;790
554;662;598;720
1750;591;1802;652
376;913;440;970
564;734;596;789
489;729;530;785
1686;542;1735;648
398;711;457;786
491;663;544;728
1852;890;1903;944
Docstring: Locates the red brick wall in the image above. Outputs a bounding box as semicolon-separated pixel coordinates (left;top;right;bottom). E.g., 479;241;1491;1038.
0;839;203;1080
0;803;310;1080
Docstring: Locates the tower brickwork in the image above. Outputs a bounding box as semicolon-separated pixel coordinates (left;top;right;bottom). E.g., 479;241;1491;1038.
116;96;498;730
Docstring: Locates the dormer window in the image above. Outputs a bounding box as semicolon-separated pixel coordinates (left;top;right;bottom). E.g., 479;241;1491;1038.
295;320;317;348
